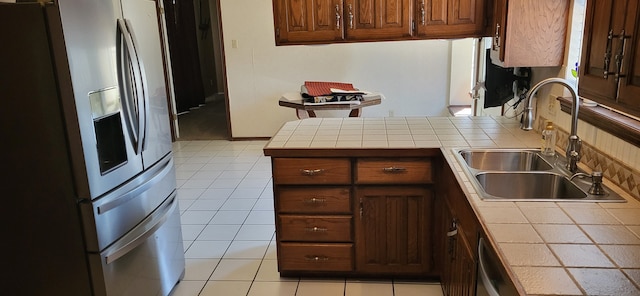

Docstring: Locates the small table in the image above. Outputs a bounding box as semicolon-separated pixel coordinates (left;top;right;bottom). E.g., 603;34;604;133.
278;93;382;119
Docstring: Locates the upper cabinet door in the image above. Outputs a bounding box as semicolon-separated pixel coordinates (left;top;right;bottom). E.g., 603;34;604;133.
579;0;625;102
416;0;486;38
610;0;640;116
344;0;413;40
579;0;640;117
490;0;569;67
274;0;344;45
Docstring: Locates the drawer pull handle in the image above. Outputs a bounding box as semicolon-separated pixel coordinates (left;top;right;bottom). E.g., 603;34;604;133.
304;197;327;204
305;255;329;262
305;226;328;232
382;167;407;173
301;169;324;176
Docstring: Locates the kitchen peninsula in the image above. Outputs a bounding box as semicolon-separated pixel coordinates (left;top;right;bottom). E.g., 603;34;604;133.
263;116;640;296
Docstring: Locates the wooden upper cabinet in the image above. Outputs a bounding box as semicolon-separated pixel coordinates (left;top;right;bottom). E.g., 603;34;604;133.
273;0;488;45
579;0;640;117
489;0;569;67
274;0;344;45
618;0;640;115
344;0;413;40
417;0;487;38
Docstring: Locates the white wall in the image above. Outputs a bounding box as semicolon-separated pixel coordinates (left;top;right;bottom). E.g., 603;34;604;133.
449;38;475;107
219;0;458;138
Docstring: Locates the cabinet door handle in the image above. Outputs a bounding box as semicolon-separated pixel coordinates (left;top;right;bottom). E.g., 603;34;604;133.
359;198;363;220
300;169;324;176
614;30;629;83
305;226;328;232
421;0;425;25
604;30;613;79
492;23;500;50
335;4;341;30
348;4;354;29
382;167;407;173
304;197;327;204
305;255;330;262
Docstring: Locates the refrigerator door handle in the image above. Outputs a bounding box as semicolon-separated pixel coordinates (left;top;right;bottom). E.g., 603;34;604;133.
96;156;172;214
124;18;149;151
116;19;145;155
104;194;177;265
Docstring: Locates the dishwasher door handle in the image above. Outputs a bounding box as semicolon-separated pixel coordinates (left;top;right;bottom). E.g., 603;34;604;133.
478;238;501;296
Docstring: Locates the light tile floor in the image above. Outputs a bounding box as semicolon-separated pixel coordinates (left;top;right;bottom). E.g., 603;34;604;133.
171;140;443;296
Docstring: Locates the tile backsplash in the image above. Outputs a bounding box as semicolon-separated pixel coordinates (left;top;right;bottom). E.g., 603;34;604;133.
538;117;640;201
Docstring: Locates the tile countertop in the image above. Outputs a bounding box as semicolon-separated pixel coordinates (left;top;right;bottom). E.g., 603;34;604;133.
265;116;640;296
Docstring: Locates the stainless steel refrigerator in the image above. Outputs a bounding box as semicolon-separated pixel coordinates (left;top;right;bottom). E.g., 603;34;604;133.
1;1;185;295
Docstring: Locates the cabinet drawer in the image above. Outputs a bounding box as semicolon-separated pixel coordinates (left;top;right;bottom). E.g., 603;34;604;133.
279;243;353;272
355;158;432;184
279;215;352;242
273;158;351;185
277;187;351;214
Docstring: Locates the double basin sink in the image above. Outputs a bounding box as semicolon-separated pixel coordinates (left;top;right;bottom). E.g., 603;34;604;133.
453;149;625;202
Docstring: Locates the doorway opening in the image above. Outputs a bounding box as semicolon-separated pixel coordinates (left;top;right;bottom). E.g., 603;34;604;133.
163;0;229;140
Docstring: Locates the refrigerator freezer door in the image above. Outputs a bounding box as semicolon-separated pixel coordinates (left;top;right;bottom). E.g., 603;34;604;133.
80;154;177;252
121;0;173;168
88;193;185;296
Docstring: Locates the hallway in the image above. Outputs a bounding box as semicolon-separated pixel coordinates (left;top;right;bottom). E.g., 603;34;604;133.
178;97;229;140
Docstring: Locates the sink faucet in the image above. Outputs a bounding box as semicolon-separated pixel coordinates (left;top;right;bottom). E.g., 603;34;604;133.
520;77;582;173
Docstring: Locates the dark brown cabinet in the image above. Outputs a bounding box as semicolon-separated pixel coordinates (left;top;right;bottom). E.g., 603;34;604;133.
269;152;437;277
441;209;476;296
579;0;640;118
355;186;433;274
417;0;487;38
438;160;479;296
354;158;434;274
345;0;413;40
273;0;345;44
273;0;412;44
273;158;354;274
273;0;488;45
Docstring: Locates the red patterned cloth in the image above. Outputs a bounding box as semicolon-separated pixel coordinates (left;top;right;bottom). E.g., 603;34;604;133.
303;81;356;96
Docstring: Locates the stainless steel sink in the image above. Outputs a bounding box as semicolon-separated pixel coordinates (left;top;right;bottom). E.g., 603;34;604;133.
459;149;552;171
452;148;626;202
475;172;587;200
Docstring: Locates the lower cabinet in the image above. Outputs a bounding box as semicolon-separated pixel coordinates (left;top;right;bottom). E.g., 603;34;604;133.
278;242;354;272
267;149;496;292
439;159;480;296
269;152;438;277
355;186;433;274
441;205;476;296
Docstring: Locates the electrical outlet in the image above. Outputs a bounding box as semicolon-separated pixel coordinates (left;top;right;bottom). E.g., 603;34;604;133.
388;110;395;117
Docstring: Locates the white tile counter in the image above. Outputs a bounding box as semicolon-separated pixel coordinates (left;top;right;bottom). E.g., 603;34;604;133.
265;116;640;295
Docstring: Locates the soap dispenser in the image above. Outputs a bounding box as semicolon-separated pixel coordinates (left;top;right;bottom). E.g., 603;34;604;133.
541;121;556;156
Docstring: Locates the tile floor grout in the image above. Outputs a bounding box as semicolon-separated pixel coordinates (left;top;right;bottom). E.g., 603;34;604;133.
170;140;443;296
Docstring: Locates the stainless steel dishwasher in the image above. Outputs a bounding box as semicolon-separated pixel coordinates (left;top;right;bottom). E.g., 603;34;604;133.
477;237;519;296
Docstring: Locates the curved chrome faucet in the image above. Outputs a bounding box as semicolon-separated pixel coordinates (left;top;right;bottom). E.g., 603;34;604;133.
520;77;582;173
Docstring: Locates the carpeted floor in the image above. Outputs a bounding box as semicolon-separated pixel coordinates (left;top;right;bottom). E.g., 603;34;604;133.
177;98;229;140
